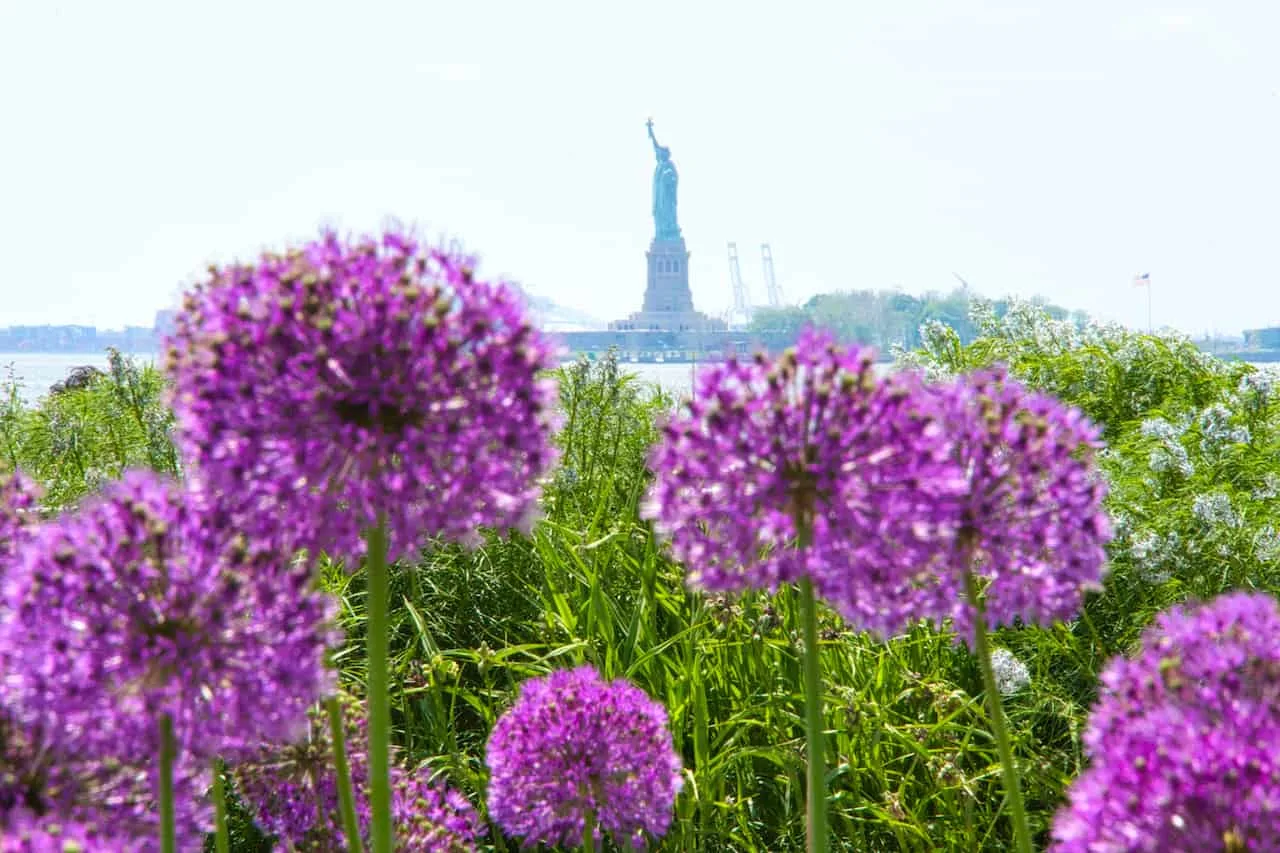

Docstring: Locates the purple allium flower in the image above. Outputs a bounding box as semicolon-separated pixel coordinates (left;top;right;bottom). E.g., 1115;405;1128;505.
0;469;337;763
235;694;373;848
641;330;965;636
164;229;561;562
485;665;683;849
919;367;1112;643
0;717;210;853
235;694;480;851
1;809;131;852
1051;591;1280;852
0;471;41;570
391;771;482;852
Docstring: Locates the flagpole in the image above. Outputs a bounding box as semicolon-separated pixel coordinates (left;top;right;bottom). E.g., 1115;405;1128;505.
1133;273;1153;333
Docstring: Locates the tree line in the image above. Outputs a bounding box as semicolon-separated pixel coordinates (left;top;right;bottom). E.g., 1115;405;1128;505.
748;287;1085;349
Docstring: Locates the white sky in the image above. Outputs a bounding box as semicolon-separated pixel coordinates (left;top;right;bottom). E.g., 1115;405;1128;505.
1;1;1278;334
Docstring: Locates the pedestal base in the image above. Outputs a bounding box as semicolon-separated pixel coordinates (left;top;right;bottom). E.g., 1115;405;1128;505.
608;237;725;332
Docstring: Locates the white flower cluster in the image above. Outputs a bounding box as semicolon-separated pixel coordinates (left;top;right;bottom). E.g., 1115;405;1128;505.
978;298;1083;356
1128;529;1182;584
1254;526;1280;563
900;320;964;382
1192;491;1240;529
1148;446;1193;478
1255;472;1280;500
1140;417;1194;478
1238;368;1277;402
1197;403;1250;456
989;648;1031;696
1139;417;1181;442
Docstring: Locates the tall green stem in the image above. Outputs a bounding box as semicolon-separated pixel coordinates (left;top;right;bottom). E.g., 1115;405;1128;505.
328;696;365;853
212;758;230;853
798;576;828;853
365;516;394;853
583;812;597;853
963;569;1034;853
158;713;176;853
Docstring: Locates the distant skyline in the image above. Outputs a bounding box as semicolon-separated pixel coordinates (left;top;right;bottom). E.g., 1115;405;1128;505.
3;1;1279;335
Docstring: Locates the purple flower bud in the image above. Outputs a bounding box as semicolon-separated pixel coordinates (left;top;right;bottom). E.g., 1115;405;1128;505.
1051;591;1280;851
485;665;683;849
164;229;562;562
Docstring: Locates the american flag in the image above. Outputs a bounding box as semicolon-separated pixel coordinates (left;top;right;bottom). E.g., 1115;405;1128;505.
1132;273;1151;287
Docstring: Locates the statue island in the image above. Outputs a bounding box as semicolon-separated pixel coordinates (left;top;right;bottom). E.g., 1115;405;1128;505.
608;119;726;334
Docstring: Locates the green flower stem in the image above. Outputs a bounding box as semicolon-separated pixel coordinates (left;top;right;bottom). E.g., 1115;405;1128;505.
798;576;828;853
583;814;596;853
366;516;394;853
963;569;1034;853
212;758;230;853
159;713;176;853
327;696;365;853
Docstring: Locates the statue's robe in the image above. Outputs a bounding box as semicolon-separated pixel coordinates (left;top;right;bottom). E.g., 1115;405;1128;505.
652;160;680;239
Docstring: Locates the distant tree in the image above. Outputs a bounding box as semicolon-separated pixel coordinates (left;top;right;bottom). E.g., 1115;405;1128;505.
749;286;1084;350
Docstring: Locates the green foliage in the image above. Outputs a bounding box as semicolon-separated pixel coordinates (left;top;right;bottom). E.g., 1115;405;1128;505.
899;298;1280;667
749;287;1078;351
321;346;1094;851
327;351;1046;850
7;316;1280;850
0;349;178;510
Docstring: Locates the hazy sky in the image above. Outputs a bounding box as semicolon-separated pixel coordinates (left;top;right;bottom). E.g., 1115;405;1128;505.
2;1;1278;334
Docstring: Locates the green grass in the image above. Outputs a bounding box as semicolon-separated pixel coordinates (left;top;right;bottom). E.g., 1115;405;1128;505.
5;309;1280;851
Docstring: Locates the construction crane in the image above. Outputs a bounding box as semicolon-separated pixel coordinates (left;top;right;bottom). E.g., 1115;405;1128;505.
761;244;782;307
727;242;753;326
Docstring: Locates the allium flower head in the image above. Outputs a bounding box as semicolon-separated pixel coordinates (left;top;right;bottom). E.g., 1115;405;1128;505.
1;810;130;852
642;329;966;635
0;716;210;853
0;470;40;570
235;694;480;851
919;367;1112;643
392;772;482;852
485;665;682;849
164;229;561;561
1052;591;1280;852
1;470;336;762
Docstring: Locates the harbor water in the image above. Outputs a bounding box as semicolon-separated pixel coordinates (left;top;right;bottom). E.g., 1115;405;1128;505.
0;352;711;405
6;351;1273;408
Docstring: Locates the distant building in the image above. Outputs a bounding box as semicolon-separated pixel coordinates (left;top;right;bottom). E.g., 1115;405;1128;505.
1244;327;1280;350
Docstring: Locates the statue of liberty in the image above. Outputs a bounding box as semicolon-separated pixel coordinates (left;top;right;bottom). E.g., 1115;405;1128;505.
647;118;681;240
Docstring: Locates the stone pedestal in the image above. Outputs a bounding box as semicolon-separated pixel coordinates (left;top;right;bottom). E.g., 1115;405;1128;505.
609;237;726;332
643;237;693;314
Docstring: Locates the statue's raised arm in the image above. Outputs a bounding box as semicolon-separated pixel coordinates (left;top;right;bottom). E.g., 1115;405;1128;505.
646;117;662;155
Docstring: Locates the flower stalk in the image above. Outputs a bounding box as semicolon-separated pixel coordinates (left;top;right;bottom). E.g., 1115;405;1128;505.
964;568;1033;853
365;515;393;853
799;575;828;853
327;696;364;853
213;758;230;853
159;713;176;853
